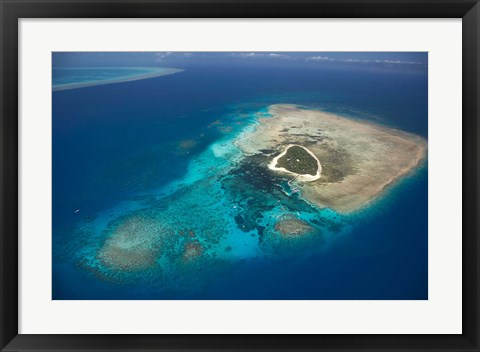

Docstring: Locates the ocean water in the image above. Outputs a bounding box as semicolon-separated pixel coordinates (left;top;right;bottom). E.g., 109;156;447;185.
52;62;428;300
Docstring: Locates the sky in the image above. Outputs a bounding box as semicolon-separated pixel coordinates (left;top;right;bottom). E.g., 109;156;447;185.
53;52;427;72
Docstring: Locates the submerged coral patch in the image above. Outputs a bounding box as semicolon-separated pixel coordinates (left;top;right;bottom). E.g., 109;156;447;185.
181;241;204;263
274;217;314;238
97;214;166;272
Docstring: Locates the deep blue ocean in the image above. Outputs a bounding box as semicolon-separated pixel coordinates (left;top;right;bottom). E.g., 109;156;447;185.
52;62;428;300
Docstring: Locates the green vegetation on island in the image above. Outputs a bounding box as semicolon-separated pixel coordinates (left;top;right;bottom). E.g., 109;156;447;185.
276;145;318;176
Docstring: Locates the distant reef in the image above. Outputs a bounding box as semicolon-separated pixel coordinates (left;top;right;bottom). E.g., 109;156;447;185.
235;104;427;213
52;67;184;92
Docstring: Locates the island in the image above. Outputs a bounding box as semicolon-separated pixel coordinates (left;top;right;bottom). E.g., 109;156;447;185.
235;104;427;213
269;144;321;181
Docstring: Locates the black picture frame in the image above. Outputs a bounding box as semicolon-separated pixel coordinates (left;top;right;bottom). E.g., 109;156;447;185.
1;1;479;351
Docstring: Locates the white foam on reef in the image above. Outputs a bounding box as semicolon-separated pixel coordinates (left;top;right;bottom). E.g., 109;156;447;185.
211;141;239;159
231;123;260;155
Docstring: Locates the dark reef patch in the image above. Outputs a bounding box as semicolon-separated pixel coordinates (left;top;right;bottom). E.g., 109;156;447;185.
259;149;276;155
221;152;326;238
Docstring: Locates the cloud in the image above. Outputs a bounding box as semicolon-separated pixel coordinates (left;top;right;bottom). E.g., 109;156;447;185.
153;52;198;62
151;52;425;66
154;52;174;62
306;56;336;62
306;55;424;65
372;59;424;65
230;52;293;60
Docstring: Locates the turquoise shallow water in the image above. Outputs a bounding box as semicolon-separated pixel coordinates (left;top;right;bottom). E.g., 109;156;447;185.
52;61;428;300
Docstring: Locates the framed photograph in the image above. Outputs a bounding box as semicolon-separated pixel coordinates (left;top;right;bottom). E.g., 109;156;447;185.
1;0;479;351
